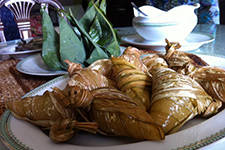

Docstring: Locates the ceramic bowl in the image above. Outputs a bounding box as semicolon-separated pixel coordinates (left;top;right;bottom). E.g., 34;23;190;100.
132;4;200;42
132;16;197;42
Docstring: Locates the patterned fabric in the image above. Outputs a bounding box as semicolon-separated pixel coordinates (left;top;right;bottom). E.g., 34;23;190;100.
0;6;20;41
145;0;220;24
30;14;42;37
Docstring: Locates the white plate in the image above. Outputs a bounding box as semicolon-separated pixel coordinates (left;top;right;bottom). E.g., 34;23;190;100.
16;53;67;76
1;55;225;150
121;32;214;51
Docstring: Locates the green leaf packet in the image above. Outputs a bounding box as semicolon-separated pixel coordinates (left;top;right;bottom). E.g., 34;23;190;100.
41;8;63;70
79;0;121;62
65;9;109;65
59;16;86;68
41;0;121;70
91;0;121;57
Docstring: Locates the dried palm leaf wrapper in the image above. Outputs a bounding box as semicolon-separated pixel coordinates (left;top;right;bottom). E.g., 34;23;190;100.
64;67;116;109
6;87;77;128
90;87;164;140
88;59;113;78
68;68;115;90
164;40;225;103
149;67;222;134
142;54;168;73
111;56;152;110
6;88;98;143
120;46;148;72
109;46;152;110
164;39;208;75
191;66;225;103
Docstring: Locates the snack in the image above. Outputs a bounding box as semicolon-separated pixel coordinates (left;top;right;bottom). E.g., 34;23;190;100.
15;37;42;51
6;44;224;143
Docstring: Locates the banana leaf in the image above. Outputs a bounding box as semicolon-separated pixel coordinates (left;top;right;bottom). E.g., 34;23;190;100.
78;0;103;57
87;0;106;43
79;0;101;32
92;0;121;57
59;16;86;68
41;9;62;70
80;0;120;57
41;0;121;70
67;9;109;65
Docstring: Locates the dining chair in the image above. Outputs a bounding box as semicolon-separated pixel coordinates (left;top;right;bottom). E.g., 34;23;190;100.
0;0;63;40
0;0;37;40
0;17;6;42
38;0;63;10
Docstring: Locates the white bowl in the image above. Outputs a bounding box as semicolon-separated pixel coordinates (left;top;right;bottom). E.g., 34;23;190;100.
132;16;197;42
132;4;200;42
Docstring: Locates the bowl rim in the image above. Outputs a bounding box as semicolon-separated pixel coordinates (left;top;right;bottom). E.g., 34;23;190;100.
133;21;178;27
133;16;179;26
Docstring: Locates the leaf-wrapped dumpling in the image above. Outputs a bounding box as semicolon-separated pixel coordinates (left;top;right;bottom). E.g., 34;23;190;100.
149;66;222;134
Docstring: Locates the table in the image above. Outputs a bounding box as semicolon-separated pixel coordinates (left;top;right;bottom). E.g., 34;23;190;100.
0;24;224;150
117;24;225;56
192;24;225;56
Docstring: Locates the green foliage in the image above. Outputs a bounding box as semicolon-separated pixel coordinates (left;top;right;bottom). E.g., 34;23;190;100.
41;0;120;71
41;9;62;70
59;16;86;68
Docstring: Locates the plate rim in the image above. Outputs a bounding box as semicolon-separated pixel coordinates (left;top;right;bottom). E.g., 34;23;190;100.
0;38;42;55
16;53;68;76
1;55;225;150
0;109;220;150
1;111;225;150
0;49;42;55
121;32;214;47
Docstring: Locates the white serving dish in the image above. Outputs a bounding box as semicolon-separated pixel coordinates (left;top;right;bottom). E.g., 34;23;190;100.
132;3;200;42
